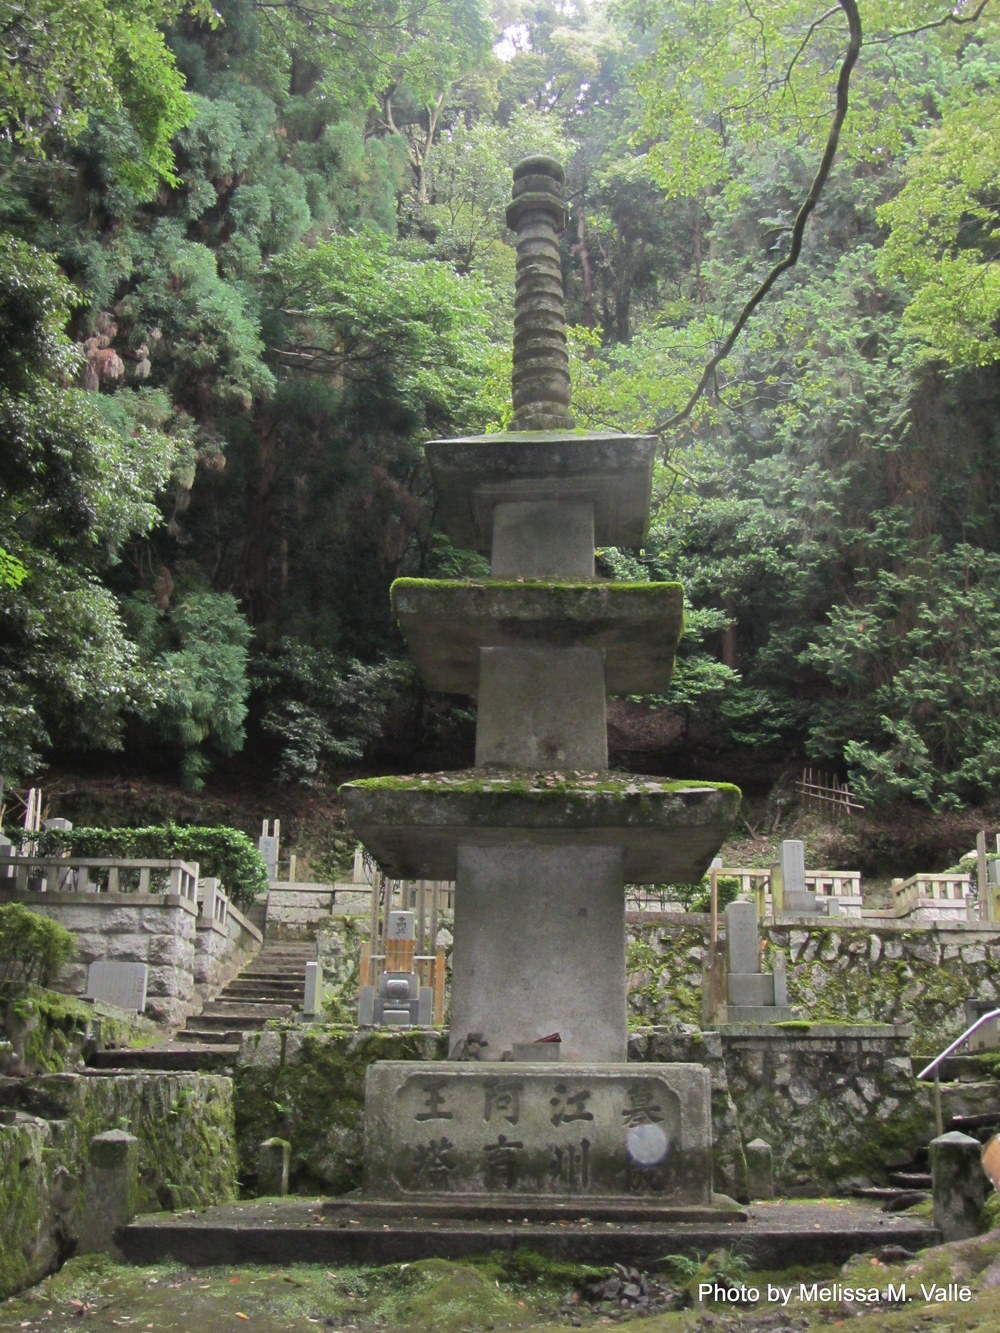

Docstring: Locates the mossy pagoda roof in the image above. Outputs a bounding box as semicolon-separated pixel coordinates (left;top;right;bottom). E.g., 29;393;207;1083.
391;579;684;695
340;769;741;883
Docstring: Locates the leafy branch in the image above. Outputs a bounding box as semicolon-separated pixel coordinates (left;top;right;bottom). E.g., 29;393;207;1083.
656;0;863;439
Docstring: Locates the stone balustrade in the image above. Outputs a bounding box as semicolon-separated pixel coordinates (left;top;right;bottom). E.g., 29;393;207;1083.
893;872;974;922
0;856;261;1023
0;853;198;902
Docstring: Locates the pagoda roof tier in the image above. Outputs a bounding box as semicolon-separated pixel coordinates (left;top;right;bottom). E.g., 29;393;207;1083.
425;431;656;552
340;770;740;884
391;579;683;695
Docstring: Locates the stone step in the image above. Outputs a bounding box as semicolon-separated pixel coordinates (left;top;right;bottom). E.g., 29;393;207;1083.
181;1028;245;1044
890;1171;932;1189
88;1044;240;1072
920;1054;1000;1083
201;999;295;1016
189;1010;292;1030
243;967;312;981
218;990;303;1006
223;979;304;996
120;1197;940;1270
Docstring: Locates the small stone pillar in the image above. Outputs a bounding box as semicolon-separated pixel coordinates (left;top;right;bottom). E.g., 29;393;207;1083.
303;961;323;1018
930;1130;988;1241
79;1129;140;1254
258;1137;291;1196
745;1138;774;1200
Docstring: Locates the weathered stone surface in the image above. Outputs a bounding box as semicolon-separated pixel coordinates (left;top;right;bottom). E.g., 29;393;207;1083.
425;432;657;552
746;1137;774;1200
341;771;741;884
491;500;595;578
257;1137;291;1196
79;1130;140;1255
363;1062;714;1206
931;1131;989;1241
450;844;626;1062
391;578;683;696
475;647;608;768
506;156;573;431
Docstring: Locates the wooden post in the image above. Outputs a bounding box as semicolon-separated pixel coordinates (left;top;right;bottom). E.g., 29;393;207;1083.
368;868;379;986
416;878;427;957
977;831;990;921
433;945;446;1025
710;867;719;948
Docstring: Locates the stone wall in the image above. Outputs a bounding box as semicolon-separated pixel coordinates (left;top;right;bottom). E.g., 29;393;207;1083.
235;1020;934;1200
194;896;263;1002
627;914;1000;1052
264;882;369;939
0;888;262;1025
629;1025;935;1196
0;1070;237;1298
236;1027;446;1193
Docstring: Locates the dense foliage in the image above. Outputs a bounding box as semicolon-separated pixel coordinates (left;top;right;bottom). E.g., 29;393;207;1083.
3;0;1000;809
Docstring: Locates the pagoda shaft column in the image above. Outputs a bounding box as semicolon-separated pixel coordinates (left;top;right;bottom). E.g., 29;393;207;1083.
450;844;626;1062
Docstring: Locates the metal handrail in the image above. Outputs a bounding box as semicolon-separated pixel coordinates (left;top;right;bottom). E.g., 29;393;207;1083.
916;1008;1000;1137
917;1009;1000;1080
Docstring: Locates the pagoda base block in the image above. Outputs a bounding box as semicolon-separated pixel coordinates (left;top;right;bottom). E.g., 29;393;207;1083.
359;1062;722;1213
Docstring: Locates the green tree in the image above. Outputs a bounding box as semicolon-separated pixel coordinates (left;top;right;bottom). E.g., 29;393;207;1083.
0;237;178;778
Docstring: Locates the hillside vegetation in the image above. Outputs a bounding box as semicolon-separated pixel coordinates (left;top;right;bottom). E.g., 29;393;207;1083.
4;1;1000;819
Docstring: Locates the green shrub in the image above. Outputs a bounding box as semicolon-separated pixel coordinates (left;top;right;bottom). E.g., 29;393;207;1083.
35;824;268;909
672;875;743;914
0;903;76;986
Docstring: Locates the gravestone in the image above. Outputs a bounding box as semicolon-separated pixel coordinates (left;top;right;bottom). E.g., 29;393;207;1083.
340;157;742;1221
723;899;796;1022
85;961;148;1013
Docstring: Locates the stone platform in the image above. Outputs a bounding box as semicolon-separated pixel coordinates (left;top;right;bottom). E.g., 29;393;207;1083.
120;1197;941;1269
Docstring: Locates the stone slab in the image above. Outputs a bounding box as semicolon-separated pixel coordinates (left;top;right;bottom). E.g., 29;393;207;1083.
120;1197;939;1268
362;1062;713;1206
340;772;741;885
475;647;607;768
391;579;683;695
449;844;625;1061
85;961;148;1013
727;974;776;1007
425;431;656;552
492;500;595;578
725;900;759;974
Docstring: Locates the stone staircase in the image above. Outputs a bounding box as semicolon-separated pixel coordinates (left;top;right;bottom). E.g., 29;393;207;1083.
89;940;316;1072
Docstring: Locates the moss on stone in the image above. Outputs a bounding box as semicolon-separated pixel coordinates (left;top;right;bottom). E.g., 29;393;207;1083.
342;769;740;801
1;985;153;1076
235;1026;447;1193
391;577;682;596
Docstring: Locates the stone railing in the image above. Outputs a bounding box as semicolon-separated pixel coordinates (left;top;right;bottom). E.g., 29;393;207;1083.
0;853;198;902
713;867;864;918
893;872;974;922
0;855;260;1023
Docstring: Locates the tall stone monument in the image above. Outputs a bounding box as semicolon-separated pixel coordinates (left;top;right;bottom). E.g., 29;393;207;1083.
341;157;742;1216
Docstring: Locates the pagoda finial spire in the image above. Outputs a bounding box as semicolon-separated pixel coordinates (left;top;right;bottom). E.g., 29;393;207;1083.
505;155;574;432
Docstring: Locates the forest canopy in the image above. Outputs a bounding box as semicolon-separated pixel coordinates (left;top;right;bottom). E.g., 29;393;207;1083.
3;0;1000;811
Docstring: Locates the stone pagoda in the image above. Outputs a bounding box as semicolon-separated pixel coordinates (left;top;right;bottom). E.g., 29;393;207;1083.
340;157;742;1217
